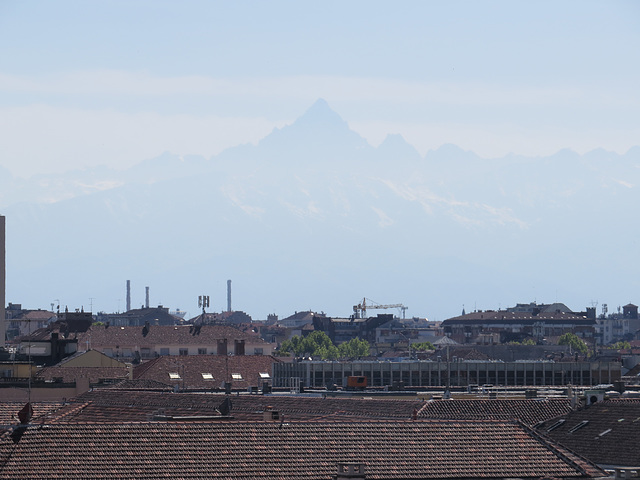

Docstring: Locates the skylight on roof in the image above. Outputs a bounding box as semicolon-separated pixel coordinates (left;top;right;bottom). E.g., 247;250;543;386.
168;372;181;379
259;372;270;379
231;373;243;380
546;419;565;432
201;373;213;380
568;420;588;433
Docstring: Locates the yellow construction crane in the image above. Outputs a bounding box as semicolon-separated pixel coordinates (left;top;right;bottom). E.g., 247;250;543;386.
353;298;407;319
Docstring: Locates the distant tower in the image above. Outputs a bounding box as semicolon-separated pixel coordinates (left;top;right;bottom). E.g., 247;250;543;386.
126;280;131;312
145;286;149;309
227;280;232;312
0;215;5;346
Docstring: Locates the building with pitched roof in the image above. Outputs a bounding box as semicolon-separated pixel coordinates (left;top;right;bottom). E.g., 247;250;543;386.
5;304;57;340
0;420;606;479
77;323;274;360
418;397;575;426
536;398;640;471
132;353;280;391
441;309;596;345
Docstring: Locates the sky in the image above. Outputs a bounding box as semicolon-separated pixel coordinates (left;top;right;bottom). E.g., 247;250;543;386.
0;1;639;178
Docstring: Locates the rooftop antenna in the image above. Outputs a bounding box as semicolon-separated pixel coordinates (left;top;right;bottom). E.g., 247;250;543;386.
198;295;210;323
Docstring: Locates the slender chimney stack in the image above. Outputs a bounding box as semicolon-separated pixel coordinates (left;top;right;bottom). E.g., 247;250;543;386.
126;280;131;312
0;215;5;346
145;286;149;308
227;279;232;313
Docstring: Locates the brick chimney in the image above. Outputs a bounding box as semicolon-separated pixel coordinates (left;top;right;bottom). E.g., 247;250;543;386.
263;406;280;422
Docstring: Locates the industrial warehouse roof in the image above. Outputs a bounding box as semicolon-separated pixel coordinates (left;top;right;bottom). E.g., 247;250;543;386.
0;421;605;479
441;310;594;325
78;324;271;347
418;398;575;426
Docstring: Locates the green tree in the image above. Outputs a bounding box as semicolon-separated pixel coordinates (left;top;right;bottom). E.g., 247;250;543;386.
558;332;588;354
411;341;435;352
278;331;339;359
611;341;631;350
338;337;370;359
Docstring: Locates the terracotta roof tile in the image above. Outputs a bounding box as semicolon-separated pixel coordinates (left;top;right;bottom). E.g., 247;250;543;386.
132;354;280;390
35;367;130;384
45;390;424;424
0;402;65;426
0;421;605;479
537;398;640;467
78;324;270;348
418;398;574;426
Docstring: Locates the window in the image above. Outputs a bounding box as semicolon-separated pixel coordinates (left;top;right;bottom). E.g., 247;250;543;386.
179;348;188;356
201;373;213;380
254;347;263;355
169;372;181;380
198;348;207;355
231;373;243;381
259;372;271;379
103;348;113;357
159;348;170;356
141;348;151;358
568;421;589;433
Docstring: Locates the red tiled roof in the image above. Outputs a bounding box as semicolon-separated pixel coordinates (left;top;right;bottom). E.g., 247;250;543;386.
0;402;64;426
43;391;423;424
426;347;490;361
219;395;425;421
442;310;593;325
43;391;225;424
537;398;640;467
78;324;270;348
133;354;280;390
23;310;56;320
102;379;174;391
418;398;574;426
0;421;605;479
35;366;130;384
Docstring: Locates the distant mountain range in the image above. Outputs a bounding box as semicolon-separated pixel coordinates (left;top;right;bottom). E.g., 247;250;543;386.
2;99;639;321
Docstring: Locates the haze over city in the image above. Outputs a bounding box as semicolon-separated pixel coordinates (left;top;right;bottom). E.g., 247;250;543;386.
1;1;639;320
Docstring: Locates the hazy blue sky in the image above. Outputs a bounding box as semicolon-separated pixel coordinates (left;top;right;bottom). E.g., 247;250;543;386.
1;1;639;177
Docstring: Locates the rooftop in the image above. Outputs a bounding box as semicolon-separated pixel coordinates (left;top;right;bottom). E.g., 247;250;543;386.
418;398;575;426
536;398;640;468
77;324;271;348
0;421;605;479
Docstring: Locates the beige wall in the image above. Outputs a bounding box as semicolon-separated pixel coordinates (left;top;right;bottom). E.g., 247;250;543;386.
63;349;127;367
0;362;36;378
95;341;274;358
0;379;90;401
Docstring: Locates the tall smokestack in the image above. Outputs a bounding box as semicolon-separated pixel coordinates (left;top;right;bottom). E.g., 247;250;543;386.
126;280;131;312
0;215;5;346
227;279;232;312
145;286;149;308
